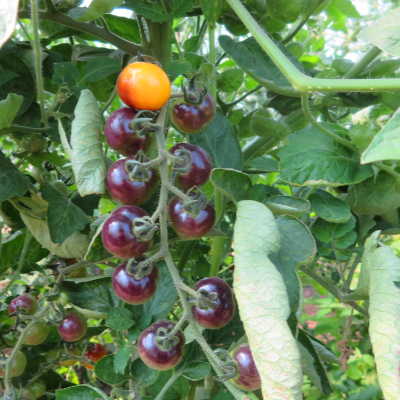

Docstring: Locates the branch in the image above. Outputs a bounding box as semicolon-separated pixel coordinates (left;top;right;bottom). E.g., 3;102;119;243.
226;0;400;93
18;10;144;56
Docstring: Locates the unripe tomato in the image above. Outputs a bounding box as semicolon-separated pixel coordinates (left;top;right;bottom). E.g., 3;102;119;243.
0;349;27;377
30;380;46;398
51;180;69;195
20;133;47;154
83;343;107;370
170;93;216;134
117;62;171;111
60;343;82;366
22;321;50;345
17;388;36;400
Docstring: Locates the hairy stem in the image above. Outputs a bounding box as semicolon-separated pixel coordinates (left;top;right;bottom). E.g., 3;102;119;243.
210;190;224;277
344;46;382;79
0;231;32;297
30;0;48;126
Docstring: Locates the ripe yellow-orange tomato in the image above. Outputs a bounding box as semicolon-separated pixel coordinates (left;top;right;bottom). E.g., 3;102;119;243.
117;62;171;111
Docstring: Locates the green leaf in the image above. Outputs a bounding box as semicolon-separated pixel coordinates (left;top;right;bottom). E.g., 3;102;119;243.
210;168;252;203
309;190;351;223
0;66;19;85
251;116;291;139
264;196;310;216
334;230;357;249
297;329;333;395
123;0;196;23
131;358;159;386
361;106;400;163
143;262;178;322
248;183;280;202
0;152;32;202
82;57;121;82
114;344;130;375
348;125;376;151
234;200;303;399
95;355;127;385
270;215;315;332
63;277;119;313
340;172;400;215
358;6;400;57
217;69;244;92
247;157;279;172
148;371;190;400
26;151;65;169
41;183;90;245
0;93;23;130
76;0;123;22
56;384;110;400
278;124;373;186
183;35;203;53
167;60;191;82
52;62;80;86
181;361;210;381
200;0;222;27
102;14;141;43
219;36;302;97
188;111;243;170
70;89;106;196
327;0;361;18
266;0;302;22
106;308;134;331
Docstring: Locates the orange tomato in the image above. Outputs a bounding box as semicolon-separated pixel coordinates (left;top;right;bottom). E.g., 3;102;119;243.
117;62;171;111
83;343;107;370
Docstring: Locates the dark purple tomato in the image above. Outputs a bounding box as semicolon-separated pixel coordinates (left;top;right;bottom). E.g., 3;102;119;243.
22;321;50;345
171;93;216;134
106;157;159;205
102;206;152;259
138;320;185;371
230;344;261;391
0;349;27;377
9;294;38;316
192;277;235;329
113;262;159;305
168;196;215;240
169;143;212;190
105;107;152;157
57;310;88;342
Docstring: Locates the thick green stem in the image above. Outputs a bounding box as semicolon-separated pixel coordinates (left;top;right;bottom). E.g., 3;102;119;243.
346;255;361;287
0;231;32;297
301;93;358;152
177;240;197;272
226;0;400;93
344;46;382;79
145;19;172;69
242;137;279;163
30;0;48;126
210;190;223;277
19;10;144;55
188;381;197;400
208;25;216;100
154;371;180;400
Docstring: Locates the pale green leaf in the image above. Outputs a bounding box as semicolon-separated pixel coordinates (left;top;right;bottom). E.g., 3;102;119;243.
210;168;252;203
114;344;130;375
76;0;123;22
0;1;19;50
361;107;400;163
264;196;310;216
234;200;303;400
71;89;106;196
56;384;110;400
0;93;23;130
309;190;351;223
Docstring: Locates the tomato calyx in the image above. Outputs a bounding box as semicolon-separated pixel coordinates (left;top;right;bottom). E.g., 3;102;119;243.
196;288;218;310
125;151;151;182
182;74;208;105
182;187;208;217
132;216;159;241
171;148;192;174
154;326;181;351
125;258;155;279
129;110;158;133
213;349;238;381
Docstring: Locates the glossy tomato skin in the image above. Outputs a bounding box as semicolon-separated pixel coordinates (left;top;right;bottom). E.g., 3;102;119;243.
168;196;215;240
20;133;47;154
192;277;235;329
22;321;50;345
106;157;159;205
138;320;185;371
171;93;216;134
113;262;159;305
30;380;46;398
9;294;38;316
169;143;212;190
104;108;152;157
83;343;107;370
231;344;261;391
117;63;171;111
102;206;152;259
0;349;27;377
57;310;88;342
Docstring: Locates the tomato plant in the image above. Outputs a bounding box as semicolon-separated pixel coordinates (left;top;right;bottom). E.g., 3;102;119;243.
2;1;400;399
